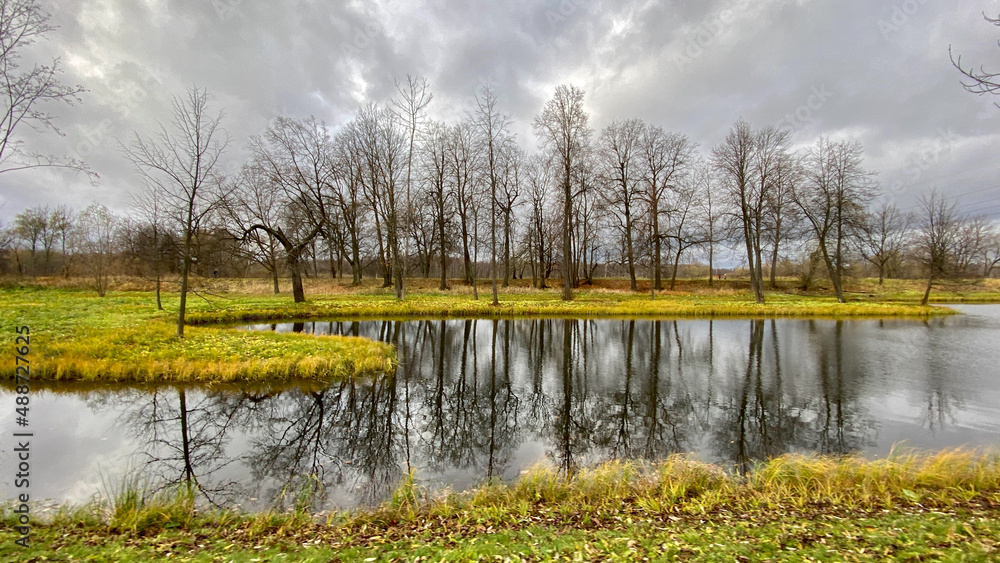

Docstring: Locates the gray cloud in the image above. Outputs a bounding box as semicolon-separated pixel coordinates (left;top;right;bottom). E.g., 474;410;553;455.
1;0;998;221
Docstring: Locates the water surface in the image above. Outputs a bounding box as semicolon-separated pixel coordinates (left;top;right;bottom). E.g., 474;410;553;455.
3;305;999;511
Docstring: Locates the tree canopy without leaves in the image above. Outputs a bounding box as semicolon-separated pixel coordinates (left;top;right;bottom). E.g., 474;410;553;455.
0;0;93;179
950;13;1000;106
914;189;962;305
473;83;513;305
74;202;119;297
597;119;644;291
122;86;230;338
712;119;786;304
533;84;592;301
859;202;910;285
241;115;336;303
794;138;876;303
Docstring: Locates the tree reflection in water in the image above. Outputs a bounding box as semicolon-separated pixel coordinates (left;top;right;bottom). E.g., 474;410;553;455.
97;317;890;510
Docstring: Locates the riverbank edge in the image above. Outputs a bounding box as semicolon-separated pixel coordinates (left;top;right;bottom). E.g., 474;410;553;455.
0;286;960;384
185;293;956;325
2;449;999;560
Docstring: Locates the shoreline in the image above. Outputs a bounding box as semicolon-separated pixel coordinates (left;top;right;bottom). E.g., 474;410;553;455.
3;449;999;560
0;279;991;383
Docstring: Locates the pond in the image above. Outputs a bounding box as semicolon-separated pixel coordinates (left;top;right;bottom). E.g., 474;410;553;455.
4;305;1000;511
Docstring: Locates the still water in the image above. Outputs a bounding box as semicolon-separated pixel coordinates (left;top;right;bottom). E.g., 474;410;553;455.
3;306;1000;511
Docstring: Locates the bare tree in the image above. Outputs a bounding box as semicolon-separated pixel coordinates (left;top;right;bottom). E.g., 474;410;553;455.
422;120;452;290
859;202;910;285
241;116;336;303
447;119;481;286
333;120;371;285
224;164;285;294
981;227;1000;278
74;202;119;297
48;205;73;277
693;161;727;287
497;142;524;287
764;152;801;288
914;189;962;305
954;215;998;278
712;119;770;303
640;126;696;291
597;119;644;290
570;157;603;286
132;185;175;308
122;86;230;338
0;219;13;272
0;0;94;178
525;153;554;288
473;83;513;305
663;177;702;290
950;13;1000;106
12;204;45;274
794;138;877;302
391;75;432;300
353;103;407;297
534;84;592;301
9;203;75;275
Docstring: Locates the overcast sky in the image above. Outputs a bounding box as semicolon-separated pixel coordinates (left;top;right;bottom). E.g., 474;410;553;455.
2;0;1000;224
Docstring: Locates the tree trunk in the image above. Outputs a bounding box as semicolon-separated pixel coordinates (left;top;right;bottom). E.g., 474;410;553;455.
328;241;337;279
669;246;682;290
652;215;662;291
288;252;306;303
818;242;846;303
472;212;480;300
529;244;538;288
459;207;474;285
177;225;193;339
754;246;766;303
502;210;511;288
562;172;573;301
437;187;448;290
351;232;362;285
769;240;780;289
743;216;764;304
921;275;933;306
155;274;163;310
625;215;637;291
707;241;714;288
491;188;499;306
537;226;547;289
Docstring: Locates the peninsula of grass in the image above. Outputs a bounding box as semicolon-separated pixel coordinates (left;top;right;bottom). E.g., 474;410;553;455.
0;286;395;384
0;275;985;383
4;448;999;561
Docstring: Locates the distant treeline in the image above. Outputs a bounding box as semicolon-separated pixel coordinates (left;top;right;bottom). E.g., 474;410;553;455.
2;84;998;304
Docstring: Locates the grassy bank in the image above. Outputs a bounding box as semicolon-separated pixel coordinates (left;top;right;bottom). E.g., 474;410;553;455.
0;276;978;383
184;292;951;326
3;449;999;561
173;276;965;324
0;286;394;383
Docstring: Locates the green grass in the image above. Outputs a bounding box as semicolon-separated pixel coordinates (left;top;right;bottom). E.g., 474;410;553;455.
0;286;394;383
184;291;951;325
3;449;999;561
846;277;1000;304
173;275;957;326
0;275;980;383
